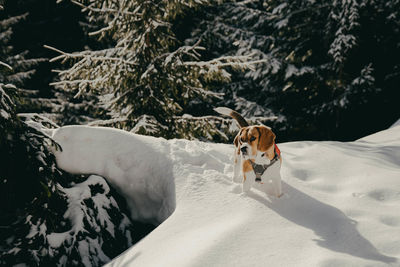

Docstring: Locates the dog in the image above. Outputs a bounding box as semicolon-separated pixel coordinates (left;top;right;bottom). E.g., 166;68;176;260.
215;107;282;197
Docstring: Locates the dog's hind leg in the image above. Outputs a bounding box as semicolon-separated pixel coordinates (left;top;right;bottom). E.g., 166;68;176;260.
271;175;282;197
263;166;282;197
266;173;282;197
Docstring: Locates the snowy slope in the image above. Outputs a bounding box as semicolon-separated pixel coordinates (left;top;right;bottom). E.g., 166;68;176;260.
53;125;400;267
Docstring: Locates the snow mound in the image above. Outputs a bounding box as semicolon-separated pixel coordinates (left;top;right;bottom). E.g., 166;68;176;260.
52;125;400;266
52;126;175;224
390;119;400;128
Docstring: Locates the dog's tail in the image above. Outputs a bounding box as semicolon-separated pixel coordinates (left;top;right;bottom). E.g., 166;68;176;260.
214;107;249;128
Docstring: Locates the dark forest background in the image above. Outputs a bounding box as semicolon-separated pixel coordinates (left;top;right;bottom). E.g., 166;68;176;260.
0;0;399;266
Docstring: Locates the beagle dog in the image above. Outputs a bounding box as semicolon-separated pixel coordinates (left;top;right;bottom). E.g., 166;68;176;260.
215;107;282;197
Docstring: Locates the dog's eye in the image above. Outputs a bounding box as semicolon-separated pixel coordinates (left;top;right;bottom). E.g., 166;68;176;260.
240;137;246;142
261;153;265;157
249;136;256;142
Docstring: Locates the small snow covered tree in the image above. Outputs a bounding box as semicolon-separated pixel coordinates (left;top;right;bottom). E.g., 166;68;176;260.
0;83;145;266
0;82;63;265
1;4;154;266
50;0;257;139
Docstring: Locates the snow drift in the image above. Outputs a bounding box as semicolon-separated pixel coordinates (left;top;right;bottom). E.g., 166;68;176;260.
52;126;175;224
52;124;400;266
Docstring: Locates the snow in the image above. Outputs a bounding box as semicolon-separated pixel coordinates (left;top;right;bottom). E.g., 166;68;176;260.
285;64;314;80
52;124;400;266
52;126;176;225
0;109;9;119
62;175;118;237
48;173;133;266
390;119;400;128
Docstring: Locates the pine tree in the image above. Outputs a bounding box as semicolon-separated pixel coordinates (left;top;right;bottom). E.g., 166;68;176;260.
50;0;258;140
0;11;41;88
187;0;400;141
0;5;150;262
1;3;164;265
0;82;145;266
0;0;105;125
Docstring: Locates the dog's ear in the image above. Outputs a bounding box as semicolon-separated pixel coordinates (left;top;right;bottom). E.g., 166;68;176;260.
257;126;275;152
234;128;244;147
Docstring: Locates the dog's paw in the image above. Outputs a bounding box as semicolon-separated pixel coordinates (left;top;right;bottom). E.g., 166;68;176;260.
232;175;242;183
230;185;242;194
242;182;252;193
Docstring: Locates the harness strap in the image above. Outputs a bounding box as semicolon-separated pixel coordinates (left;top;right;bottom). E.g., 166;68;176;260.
251;145;281;182
274;144;281;157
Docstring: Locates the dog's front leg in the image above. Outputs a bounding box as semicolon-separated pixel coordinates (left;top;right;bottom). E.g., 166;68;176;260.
242;171;255;192
268;174;282;197
262;165;282;197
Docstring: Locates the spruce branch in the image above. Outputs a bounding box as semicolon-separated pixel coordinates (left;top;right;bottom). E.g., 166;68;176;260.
87;20;114;37
44;45;138;65
183;55;267;72
0;60;12;70
70;0;137;16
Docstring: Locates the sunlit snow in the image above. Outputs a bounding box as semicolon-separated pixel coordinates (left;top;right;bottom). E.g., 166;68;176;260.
52;124;400;267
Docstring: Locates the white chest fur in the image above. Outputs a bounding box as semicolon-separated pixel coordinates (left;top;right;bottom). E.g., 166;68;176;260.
233;148;282;197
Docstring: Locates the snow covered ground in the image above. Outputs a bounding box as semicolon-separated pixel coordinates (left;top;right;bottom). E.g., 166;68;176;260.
53;124;400;267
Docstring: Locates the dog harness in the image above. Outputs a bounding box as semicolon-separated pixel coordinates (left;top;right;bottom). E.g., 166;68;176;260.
251;144;281;182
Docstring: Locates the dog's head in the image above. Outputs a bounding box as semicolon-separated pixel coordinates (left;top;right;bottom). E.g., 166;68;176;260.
234;125;276;164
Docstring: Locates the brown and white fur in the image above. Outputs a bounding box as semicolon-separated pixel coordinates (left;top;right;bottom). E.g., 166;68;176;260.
215;107;282;197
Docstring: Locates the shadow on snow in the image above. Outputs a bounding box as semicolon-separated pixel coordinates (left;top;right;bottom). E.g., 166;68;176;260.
247;182;398;264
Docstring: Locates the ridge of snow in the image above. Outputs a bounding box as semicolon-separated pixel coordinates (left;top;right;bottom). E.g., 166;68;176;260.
52;126;175;225
390;119;400;128
52;124;400;266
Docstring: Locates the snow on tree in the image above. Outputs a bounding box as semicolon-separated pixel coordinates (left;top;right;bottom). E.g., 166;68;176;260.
0;11;43;87
328;0;360;67
0;0;110;128
49;0;261;140
0;83;151;266
187;0;400;141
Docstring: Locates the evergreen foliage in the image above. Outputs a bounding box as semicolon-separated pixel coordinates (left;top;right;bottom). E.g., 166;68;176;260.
50;0;264;139
0;84;143;266
187;0;400;141
0;0;399;264
0;11;42;88
0;0;103;125
0;4;153;266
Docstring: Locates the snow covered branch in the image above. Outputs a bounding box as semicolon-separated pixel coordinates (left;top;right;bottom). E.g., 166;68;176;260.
49;0;262;135
0;60;12;70
184;56;267;71
44;45;137;66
